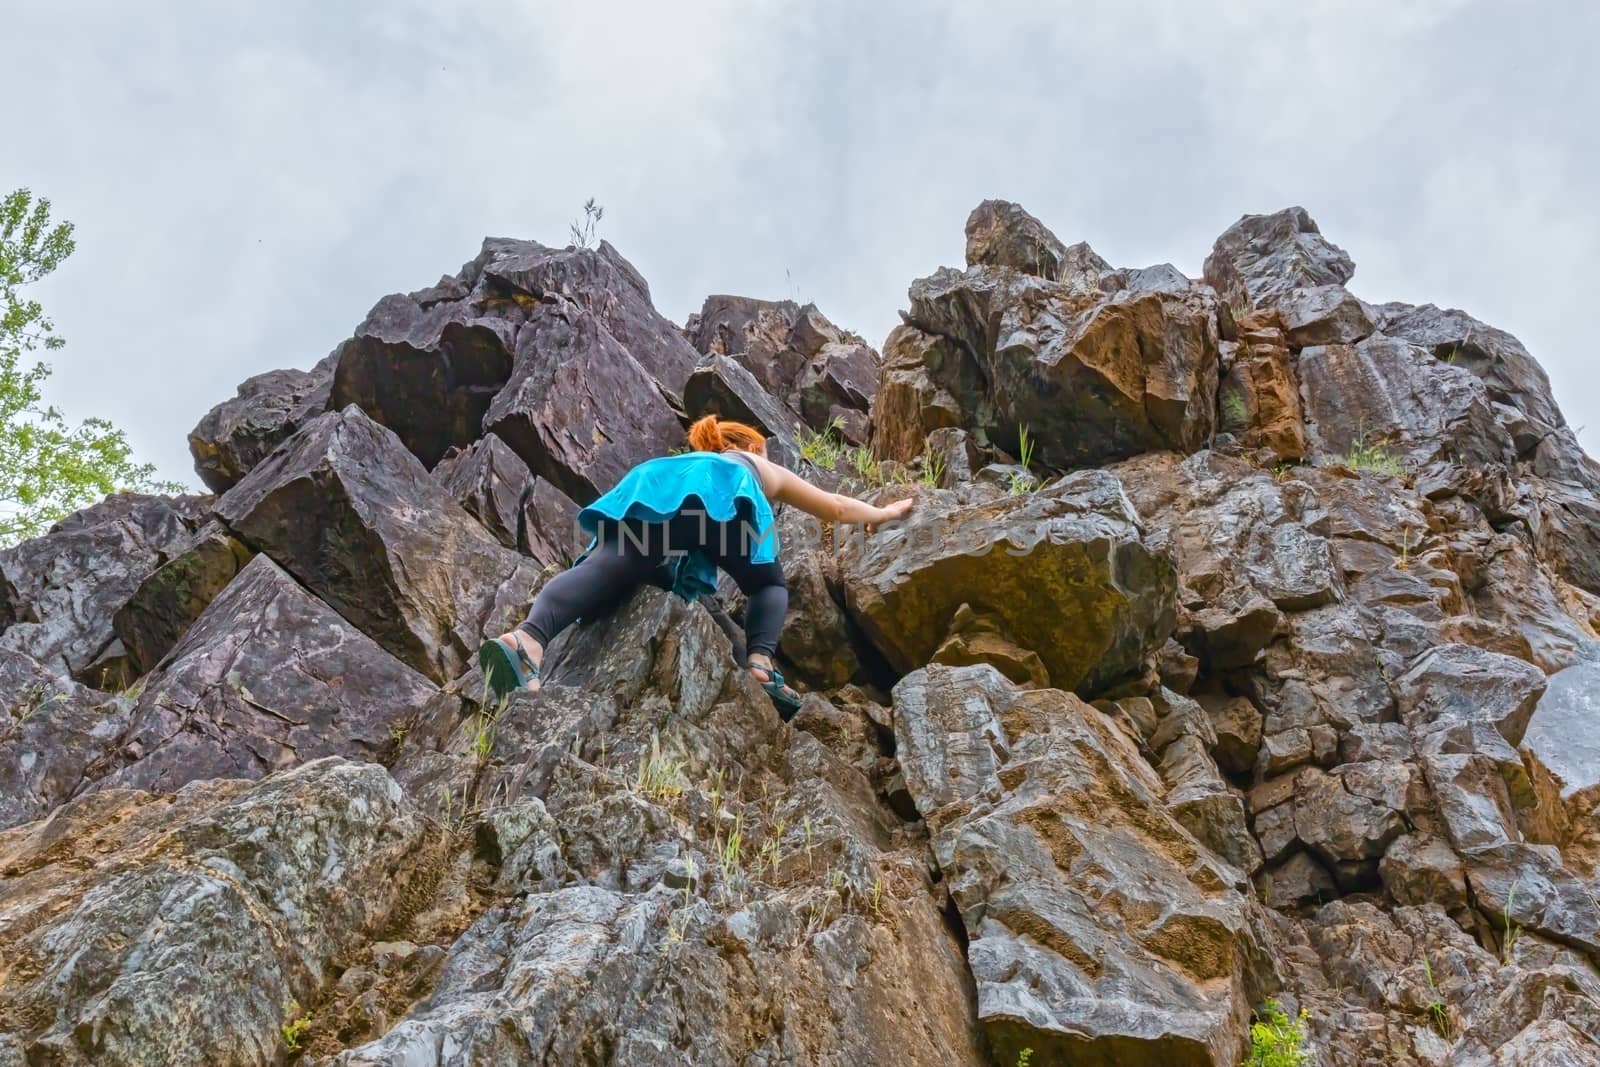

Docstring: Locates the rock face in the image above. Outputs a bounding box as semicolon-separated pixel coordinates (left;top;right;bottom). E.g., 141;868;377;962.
0;649;130;830
893;665;1271;1066
95;554;438;794
0;493;209;683
215;407;542;683
841;472;1177;695
684;296;880;445
4;205;1600;1067
1202;206;1355;310
896;258;1221;469
0;759;428;1067
188;358;334;492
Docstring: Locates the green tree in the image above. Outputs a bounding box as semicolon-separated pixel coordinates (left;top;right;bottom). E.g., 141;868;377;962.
1;189;178;546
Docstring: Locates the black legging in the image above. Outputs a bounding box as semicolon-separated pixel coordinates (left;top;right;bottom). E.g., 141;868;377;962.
518;506;787;659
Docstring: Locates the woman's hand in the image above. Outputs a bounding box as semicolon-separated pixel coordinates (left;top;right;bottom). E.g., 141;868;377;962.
865;496;914;533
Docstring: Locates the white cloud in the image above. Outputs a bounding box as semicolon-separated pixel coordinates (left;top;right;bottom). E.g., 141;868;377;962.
7;0;1597;483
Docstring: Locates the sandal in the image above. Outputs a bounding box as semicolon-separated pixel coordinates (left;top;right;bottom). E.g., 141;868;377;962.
749;663;803;721
478;635;541;698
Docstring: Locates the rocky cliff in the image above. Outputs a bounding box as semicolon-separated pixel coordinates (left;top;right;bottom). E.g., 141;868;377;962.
3;205;1600;1066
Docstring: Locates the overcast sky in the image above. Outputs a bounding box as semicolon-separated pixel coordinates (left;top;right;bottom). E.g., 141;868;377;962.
9;1;1597;486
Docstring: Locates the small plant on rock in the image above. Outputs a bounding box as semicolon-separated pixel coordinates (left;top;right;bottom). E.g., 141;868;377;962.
1501;877;1523;965
1221;389;1250;431
569;197;604;249
1422;954;1454;1041
634;731;687;802
1015;1050;1033;1067
1342;427;1406;477
1008;424;1039;496
1247;998;1311;1067
847;445;886;488
798;418;846;471
281;1008;312;1053
917;444;946;488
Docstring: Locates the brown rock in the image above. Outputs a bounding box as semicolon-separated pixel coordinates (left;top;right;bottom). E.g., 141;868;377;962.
216;407;543;683
842;473;1177;695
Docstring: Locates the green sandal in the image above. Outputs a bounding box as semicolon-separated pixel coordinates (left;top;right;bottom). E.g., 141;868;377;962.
750;663;803;721
478;637;540;698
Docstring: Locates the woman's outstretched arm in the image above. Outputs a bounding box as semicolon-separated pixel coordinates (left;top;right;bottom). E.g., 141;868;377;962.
748;454;914;529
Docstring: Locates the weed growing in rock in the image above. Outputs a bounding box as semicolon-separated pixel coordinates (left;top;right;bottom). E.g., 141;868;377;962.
846;445;884;487
1422;954;1454;1041
1015;1050;1033;1067
1221;389;1250;431
281;1008;312;1053
634;731;687;802
1501;877;1523;965
1247;998;1310;1066
1008;425;1039;495
569;197;604;249
798;418;846;471
1397;526;1418;571
1341;429;1405;477
917;444;946;488
719;812;744;884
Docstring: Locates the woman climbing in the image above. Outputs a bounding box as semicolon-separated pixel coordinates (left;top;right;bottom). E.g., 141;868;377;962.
477;415;914;716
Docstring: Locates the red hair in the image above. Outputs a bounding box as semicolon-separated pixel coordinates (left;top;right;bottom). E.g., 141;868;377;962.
688;415;765;454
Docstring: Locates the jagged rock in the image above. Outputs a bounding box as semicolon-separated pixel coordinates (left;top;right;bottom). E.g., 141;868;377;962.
1294;763;1415;889
1276;284;1376;347
842;472;1177;695
765;510;862;688
95;555;437;794
794;338;878;444
1466;530;1600;672
904;259;1220;469
474;238;699;393
1157;638;1201;693
963;199;1071;279
1257;852;1337;909
685;296;878;439
1531;478;1600;596
1393;643;1547;748
1378;302;1566;439
330;292;517;469
0;493;209;684
930;603;1051;689
0;650;130;831
1465;842;1600;957
1219;323;1307;459
188;358;334;492
925;426;980;487
1201;694;1263;776
1158;725;1264;874
1113;452;1342;667
867;324;975;464
1203;207;1355;311
484;306;685;504
1253;605;1396;733
1261;728;1314;775
215;407;542;683
1379;832;1469;911
366;588;988;1065
686;295;813;395
892;665;1270;1066
111;521;254;675
682;352;802;461
0;759;428;1067
432;434;581;564
1298;335;1516;467
1521;659;1600;816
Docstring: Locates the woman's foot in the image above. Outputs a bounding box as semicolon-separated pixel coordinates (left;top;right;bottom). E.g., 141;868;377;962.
478;630;543;697
747;655;802;720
